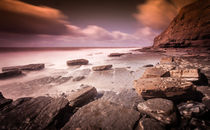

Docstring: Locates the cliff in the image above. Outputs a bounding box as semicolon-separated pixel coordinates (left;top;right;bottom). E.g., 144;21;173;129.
153;0;210;48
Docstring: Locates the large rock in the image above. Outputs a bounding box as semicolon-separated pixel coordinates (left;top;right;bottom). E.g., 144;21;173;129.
100;89;144;109
136;118;165;130
160;57;174;64
153;1;210;49
134;77;196;101
170;69;200;81
0;69;22;79
196;86;210;110
92;64;112;71
141;67;169;78
62;100;140;130
0;92;12;109
178;101;208;118
0;96;71;130
2;64;44;72
108;53;126;57
66;86;97;108
137;98;177;125
66;59;89;66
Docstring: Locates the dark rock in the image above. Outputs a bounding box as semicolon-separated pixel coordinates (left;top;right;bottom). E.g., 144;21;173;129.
72;76;85;82
62;100;140;130
66;86;97;108
134;77;196;102
2;64;45;72
189;118;210;130
108;53;126;57
0;92;12;109
135;118;165;130
66;59;89;66
153;1;210;49
196;86;210;110
143;64;154;67
92;64;112;71
0;96;71;130
178;101;208;118
137;98;177;125
100;89;144;109
0;69;22;79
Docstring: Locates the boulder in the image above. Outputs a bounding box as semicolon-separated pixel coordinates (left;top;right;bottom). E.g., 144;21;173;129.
170;69;200;81
100;89;144;109
160;57;174;64
108;53;126;57
72;76;85;82
136;118;165;130
134;77;196;101
2;64;44;72
196;86;210;110
178;101;208;118
66;86;97;108
66;59;89;66
0;96;71;130
137;98;177;125
0;69;22;79
143;64;154;67
0;92;12;109
141;67;169;78
62;100;140;130
92;64;112;71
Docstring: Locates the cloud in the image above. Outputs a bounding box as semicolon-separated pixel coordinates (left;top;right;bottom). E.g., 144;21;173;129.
134;0;197;31
0;0;74;35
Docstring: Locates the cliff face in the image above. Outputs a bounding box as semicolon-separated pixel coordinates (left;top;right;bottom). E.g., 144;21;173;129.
153;0;210;48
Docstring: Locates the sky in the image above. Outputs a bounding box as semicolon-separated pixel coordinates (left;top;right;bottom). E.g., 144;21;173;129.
0;0;196;47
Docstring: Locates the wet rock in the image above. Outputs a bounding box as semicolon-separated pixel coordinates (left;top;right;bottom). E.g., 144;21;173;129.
66;59;89;66
178;101;208;118
0;92;12;109
72;76;85;82
170;69;200;81
0;96;71;130
143;64;154;67
189;118;210;130
0;69;22;79
62;100;140;130
136;118;165;130
92;64;112;71
141;67;169;78
100;89;144;109
2;64;45;72
108;53;126;57
134;77;196;101
137;98;177;125
66;86;97;108
160;57;174;64
196;86;210;110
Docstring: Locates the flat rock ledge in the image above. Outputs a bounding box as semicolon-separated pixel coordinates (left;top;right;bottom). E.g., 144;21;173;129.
0;69;22;79
108;53;127;57
92;64;112;71
66;59;89;66
2;63;45;72
62;100;140;130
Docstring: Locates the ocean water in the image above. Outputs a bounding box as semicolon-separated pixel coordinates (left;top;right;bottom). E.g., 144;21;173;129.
0;48;162;99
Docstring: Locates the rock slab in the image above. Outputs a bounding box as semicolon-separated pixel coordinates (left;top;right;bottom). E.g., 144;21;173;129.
2;64;44;72
62;100;140;130
92;64;112;71
67;59;89;66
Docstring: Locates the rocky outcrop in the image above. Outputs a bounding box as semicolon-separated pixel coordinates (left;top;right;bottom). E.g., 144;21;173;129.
108;53;126;57
0;69;22;79
0;92;12;109
170;69;200;81
66;86;97;108
137;98;177;125
62;100;140;130
92;64;112;71
0;96;71;130
66;59;89;66
141;67;169;78
153;0;210;49
2;64;45;72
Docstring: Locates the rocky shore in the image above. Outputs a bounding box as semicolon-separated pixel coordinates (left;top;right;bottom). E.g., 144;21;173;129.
0;53;209;130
